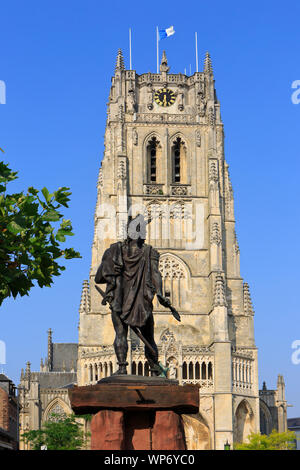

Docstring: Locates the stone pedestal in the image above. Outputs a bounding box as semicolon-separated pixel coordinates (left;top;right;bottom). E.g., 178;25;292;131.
69;376;200;451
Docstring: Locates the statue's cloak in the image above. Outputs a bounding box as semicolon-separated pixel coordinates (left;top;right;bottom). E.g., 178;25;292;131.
95;242;161;328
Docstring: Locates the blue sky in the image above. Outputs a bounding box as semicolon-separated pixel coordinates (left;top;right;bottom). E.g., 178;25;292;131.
1;1;300;417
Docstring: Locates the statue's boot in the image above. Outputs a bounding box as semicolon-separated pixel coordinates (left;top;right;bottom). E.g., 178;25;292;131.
111;362;128;376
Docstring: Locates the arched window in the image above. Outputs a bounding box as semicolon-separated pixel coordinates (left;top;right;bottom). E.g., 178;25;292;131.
144;361;150;377
132;362;137;375
182;362;187;379
147;136;161;183
172;137;187;184
138;361;143;376
201;362;207;380
195;362;200;380
189;362;194;379
208;362;213;380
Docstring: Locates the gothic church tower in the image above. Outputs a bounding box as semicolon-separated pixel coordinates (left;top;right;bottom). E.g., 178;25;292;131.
77;49;259;449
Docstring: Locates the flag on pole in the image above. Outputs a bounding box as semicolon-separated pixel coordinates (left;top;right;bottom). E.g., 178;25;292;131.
159;26;175;40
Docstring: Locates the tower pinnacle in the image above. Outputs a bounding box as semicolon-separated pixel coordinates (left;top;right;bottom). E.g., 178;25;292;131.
204;51;213;75
115;49;125;72
160;50;170;73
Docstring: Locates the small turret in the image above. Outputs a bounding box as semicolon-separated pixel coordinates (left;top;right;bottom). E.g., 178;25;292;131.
243;282;254;316
213;273;227;307
115;49;125;72
204;51;213;75
160;50;170;73
79;280;91;314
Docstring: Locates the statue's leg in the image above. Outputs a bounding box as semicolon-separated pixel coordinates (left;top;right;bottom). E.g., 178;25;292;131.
141;315;159;375
111;310;128;374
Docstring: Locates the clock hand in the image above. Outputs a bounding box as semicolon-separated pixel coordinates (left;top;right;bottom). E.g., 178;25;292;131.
163;94;167;105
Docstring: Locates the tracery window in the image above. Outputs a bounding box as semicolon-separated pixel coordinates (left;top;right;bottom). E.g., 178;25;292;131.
147;136;161;183
171;137;187;184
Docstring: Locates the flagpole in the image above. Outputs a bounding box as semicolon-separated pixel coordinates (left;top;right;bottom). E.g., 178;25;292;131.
195;32;198;73
129;28;132;69
156;26;159;73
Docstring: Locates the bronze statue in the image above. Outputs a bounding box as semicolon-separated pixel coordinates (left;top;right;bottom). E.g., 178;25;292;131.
95;214;181;377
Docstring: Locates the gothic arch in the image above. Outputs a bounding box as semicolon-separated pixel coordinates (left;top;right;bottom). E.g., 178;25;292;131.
181;413;212;450
43;398;71;422
157;253;191;309
143;132;163;184
259;399;273;435
234;399;255;444
159;252;191;282
169;132;190;185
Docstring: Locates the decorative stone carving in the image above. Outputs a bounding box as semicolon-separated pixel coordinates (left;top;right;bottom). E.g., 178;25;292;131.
210;223;221;246
208;107;215;126
144;184;163;195
177;84;184;111
243;283;254;316
117;160;126;180
196;129;201;147
133;128;138;145
170;185;189;196
213;272;227;307
209;160;218;182
159;256;186;280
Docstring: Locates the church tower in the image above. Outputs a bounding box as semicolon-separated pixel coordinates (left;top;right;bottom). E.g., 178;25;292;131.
77;49;260;449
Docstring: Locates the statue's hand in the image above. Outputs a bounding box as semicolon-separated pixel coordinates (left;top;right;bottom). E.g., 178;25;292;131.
157;293;171;308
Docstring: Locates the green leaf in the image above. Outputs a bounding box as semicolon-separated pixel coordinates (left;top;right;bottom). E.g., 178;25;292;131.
42;210;61;222
7;215;27;234
41;187;52;203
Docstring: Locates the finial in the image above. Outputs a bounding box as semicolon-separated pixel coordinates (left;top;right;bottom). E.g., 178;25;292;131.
204;51;213;74
79;280;91;314
160;50;170;73
115;49;125;72
47;328;52;342
20;368;24;381
243;283;254;316
262;381;267;391
213;272;227;307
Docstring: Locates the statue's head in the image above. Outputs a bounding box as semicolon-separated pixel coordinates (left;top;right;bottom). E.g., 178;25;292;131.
127;214;151;242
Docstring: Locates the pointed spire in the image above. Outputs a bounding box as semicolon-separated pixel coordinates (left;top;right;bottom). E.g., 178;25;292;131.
243;282;254;316
262;381;267;391
79;280;91;314
115;49;124;72
25;361;31;379
47;328;53;372
20;368;24;381
40;358;44;371
204;51;213;75
213;272;227;307
160;50;170;73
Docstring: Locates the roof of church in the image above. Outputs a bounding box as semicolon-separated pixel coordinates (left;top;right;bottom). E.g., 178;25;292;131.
287;417;300;428
31;371;77;389
52;343;78;372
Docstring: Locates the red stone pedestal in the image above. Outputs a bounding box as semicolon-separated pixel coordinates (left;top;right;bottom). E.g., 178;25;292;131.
69;376;199;451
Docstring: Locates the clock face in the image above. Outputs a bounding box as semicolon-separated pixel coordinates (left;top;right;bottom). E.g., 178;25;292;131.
154;88;176;107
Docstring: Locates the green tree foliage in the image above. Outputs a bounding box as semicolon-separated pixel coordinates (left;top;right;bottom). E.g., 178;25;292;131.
234;430;297;450
22;413;90;450
0;161;81;305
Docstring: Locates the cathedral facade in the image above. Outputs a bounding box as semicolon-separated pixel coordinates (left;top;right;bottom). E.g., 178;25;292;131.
77;49;262;450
